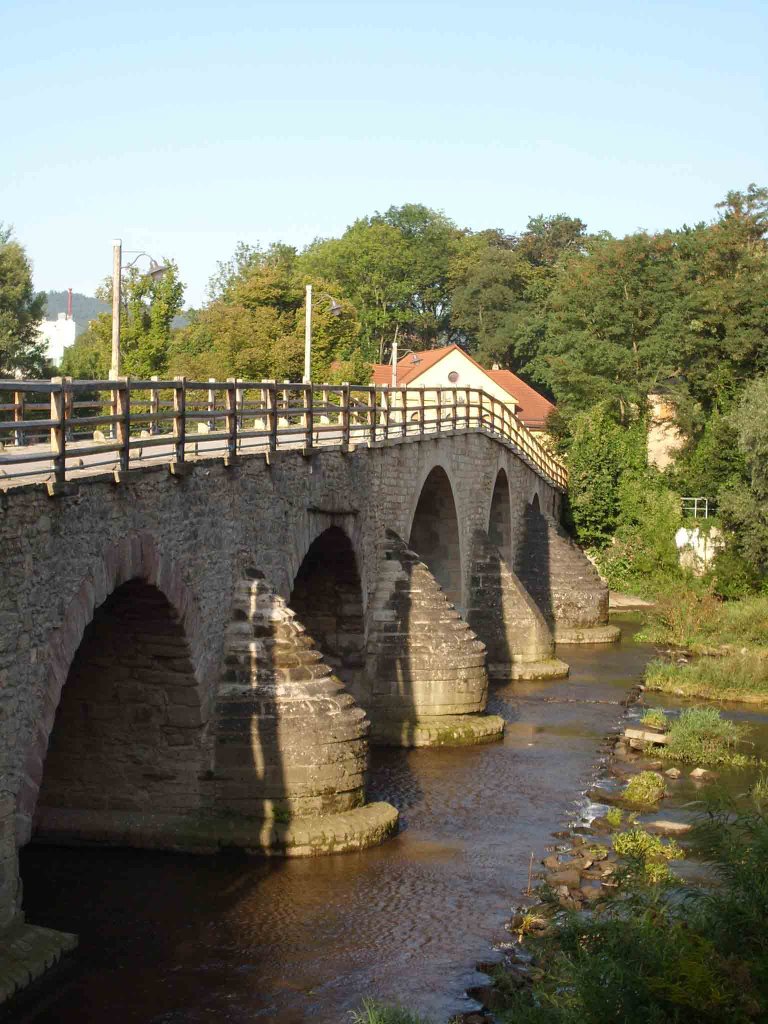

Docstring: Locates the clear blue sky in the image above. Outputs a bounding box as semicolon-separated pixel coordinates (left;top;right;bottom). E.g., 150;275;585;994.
2;0;766;308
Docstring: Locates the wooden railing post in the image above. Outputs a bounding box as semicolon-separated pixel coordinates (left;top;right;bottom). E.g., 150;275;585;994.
173;376;186;465
368;387;376;444
267;382;278;451
149;375;160;434
13;389;25;446
341;383;350;448
207;377;216;431
115;378;130;473
226;377;238;460
419;387;425;437
303;383;314;451
50;377;66;483
436;387;442;433
382;386;390;440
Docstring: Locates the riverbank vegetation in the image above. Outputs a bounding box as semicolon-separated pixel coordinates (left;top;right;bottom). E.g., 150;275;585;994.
646;652;768;704
492;810;768;1024
657;706;754;766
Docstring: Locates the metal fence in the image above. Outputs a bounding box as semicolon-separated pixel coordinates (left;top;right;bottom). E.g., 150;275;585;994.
681;497;716;519
0;377;568;491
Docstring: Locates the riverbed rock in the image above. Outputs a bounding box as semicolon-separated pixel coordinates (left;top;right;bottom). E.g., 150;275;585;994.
581;884;603;901
645;820;692;836
690;767;719;781
624;727;669;746
546;868;581;889
542;854;561;870
664;768;682;779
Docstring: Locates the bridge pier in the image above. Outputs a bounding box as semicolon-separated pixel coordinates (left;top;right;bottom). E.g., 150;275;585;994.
362;532;505;747
514;501;621;645
467;530;569;681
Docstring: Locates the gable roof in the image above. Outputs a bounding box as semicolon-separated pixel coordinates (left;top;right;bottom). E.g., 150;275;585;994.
370;344;555;429
486;369;556;429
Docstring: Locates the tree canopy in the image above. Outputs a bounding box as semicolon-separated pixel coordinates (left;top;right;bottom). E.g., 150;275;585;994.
0;224;47;377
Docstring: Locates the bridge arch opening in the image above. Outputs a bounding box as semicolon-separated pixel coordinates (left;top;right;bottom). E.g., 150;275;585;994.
409;466;463;608
288;527;366;694
34;579;205;834
488;469;512;562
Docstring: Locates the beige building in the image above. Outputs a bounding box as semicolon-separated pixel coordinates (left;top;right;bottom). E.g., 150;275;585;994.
370;344;556;433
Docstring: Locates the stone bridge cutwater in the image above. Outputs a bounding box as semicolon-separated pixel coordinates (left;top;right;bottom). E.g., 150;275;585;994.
0;378;618;1001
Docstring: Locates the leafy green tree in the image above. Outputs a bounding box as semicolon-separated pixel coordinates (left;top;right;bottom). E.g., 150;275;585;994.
169;242;365;382
0;224;48;377
300;203;463;360
62;260;185;379
561;404;647;547
717;375;768;585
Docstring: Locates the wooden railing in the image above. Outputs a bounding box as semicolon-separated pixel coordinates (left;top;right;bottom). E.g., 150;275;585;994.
0;377;567;491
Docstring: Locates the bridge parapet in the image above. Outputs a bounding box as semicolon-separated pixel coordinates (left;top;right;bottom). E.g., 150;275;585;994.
0;377;567;492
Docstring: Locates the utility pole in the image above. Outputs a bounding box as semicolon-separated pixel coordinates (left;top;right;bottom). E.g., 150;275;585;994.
304;283;312;383
110;239;122;379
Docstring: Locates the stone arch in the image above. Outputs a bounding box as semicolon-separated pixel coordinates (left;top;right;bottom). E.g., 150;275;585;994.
488;468;512;562
17;532;209;846
408;465;464;609
288;526;366;698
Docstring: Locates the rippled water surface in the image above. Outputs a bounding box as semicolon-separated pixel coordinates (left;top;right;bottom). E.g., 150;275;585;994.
16;618;655;1024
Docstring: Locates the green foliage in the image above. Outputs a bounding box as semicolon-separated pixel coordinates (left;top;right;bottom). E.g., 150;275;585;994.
604;806;623;828
61;260;185;379
640;708;669;730
660;706;752;765
612;827;683;884
750;771;768;806
622;771;666;808
301;204;462;360
348;998;434;1024
717;375;768;587
645;653;768;706
0;223;48;377
494;808;768;1023
560;405;647;548
169;242;367;382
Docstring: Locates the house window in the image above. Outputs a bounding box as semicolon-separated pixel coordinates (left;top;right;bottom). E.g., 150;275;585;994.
448;371;459;383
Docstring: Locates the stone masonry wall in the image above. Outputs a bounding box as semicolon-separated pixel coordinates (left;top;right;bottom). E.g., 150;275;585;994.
0;430;561;939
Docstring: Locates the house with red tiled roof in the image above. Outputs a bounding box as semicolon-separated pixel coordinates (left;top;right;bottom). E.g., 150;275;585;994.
370;344;555;433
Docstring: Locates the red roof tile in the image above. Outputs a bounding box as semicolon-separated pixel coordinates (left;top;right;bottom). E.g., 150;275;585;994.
369;344;555;430
487;370;555;429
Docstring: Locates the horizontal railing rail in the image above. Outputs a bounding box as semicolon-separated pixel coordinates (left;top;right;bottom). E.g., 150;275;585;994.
0;377;568;491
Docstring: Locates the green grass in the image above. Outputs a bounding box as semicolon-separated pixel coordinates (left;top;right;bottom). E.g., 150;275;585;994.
750;770;768;805
640;707;669;730
645;652;768;704
655;706;754;767
604;806;623;828
621;771;666;808
349;999;434;1024
637;588;768;652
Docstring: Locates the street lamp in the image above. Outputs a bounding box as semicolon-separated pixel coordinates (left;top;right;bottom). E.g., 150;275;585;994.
303;284;342;383
110;239;169;378
391;341;421;387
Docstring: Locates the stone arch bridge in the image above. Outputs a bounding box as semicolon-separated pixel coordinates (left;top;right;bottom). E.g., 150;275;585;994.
0;381;617;997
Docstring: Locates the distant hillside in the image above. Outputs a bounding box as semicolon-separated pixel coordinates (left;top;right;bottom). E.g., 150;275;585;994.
45;291;108;336
45;291;190;334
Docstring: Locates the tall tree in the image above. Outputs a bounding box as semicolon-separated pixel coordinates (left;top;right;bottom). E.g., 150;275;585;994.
300;203;463;360
0;224;47;377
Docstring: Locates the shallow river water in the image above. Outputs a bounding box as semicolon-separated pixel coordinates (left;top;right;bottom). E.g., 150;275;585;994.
15;618;658;1024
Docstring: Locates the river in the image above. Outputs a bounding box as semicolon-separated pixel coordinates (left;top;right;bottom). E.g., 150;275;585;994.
14;617;656;1023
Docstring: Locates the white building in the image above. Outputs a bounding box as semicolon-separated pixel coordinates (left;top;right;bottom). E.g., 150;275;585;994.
37;313;77;366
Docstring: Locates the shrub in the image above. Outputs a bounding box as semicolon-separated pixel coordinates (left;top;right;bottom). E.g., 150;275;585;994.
349;999;434;1024
613;827;683;884
605;806;623;828
660;706;752;766
640;707;668;730
622;771;666;808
